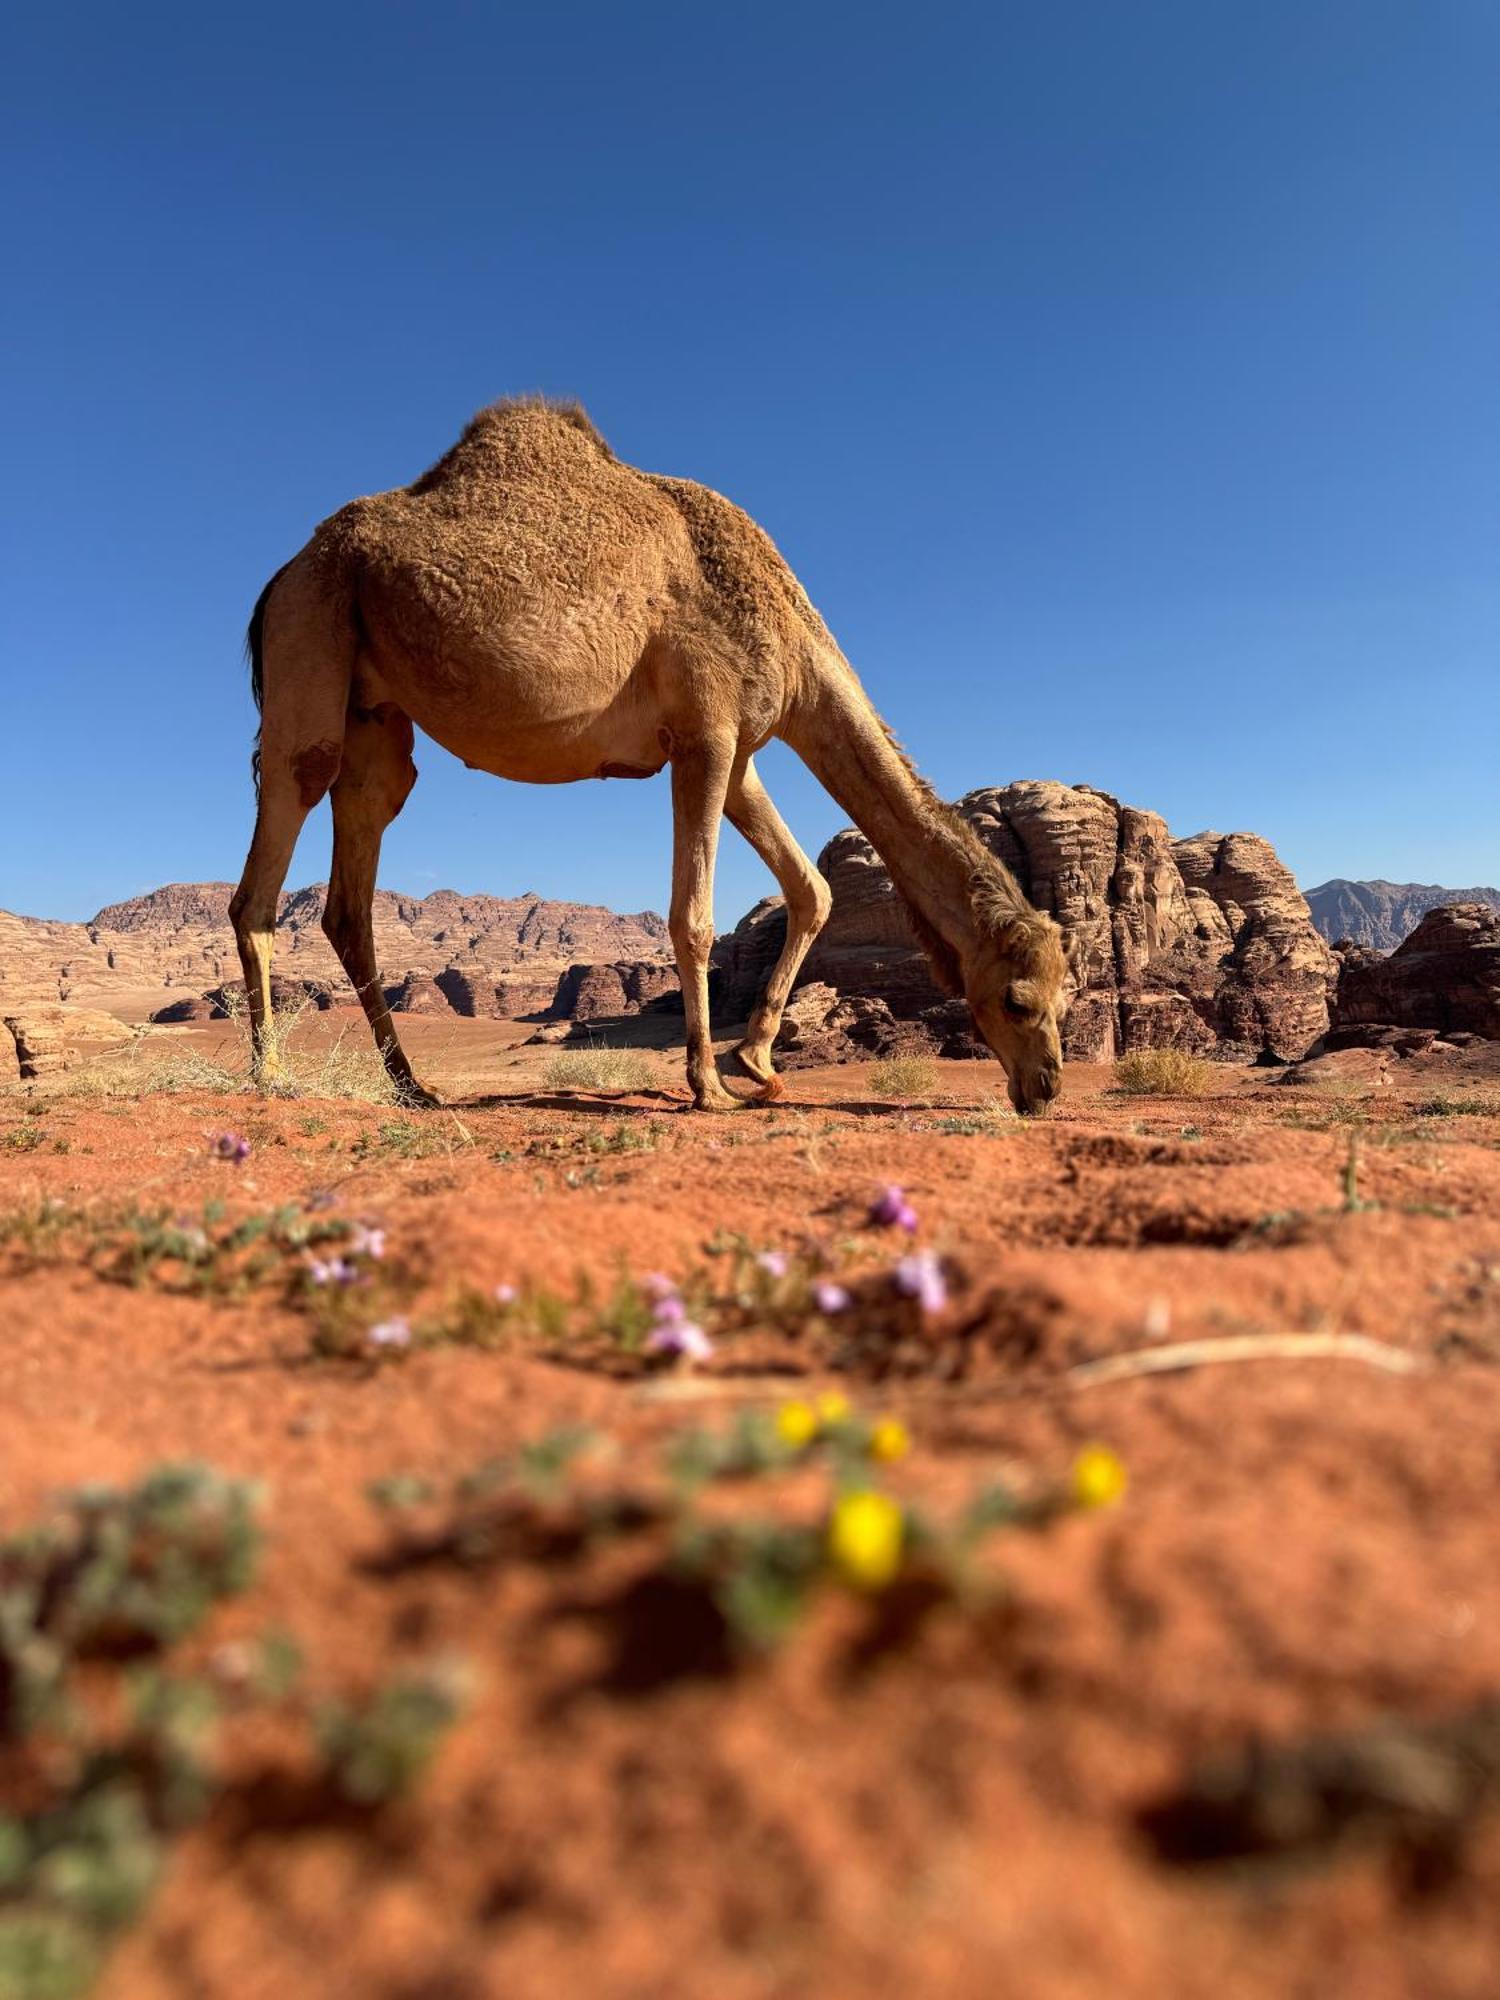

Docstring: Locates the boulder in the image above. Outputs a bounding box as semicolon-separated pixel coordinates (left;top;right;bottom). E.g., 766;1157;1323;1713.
202;976;335;1018
549;960;680;1021
1329;903;1500;1042
149;994;218;1024
383;973;454;1015
4;1006;135;1080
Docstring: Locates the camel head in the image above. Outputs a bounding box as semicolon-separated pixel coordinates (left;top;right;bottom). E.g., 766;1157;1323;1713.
961;894;1071;1116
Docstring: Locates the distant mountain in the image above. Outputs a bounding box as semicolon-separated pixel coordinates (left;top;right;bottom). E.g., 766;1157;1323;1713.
0;882;670;1019
1306;879;1500;952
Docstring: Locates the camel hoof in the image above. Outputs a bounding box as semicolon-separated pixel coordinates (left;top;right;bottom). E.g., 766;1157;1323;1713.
393;1078;441;1110
691;1085;742;1114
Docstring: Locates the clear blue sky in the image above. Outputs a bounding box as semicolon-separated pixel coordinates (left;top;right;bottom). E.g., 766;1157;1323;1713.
3;1;1495;926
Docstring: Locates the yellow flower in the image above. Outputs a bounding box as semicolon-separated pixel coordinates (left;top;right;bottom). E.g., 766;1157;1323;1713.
816;1391;851;1426
827;1490;904;1591
1072;1444;1128;1510
775;1400;820;1450
868;1417;910;1463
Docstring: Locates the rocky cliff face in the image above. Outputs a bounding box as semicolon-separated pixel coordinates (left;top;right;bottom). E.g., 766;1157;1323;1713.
717;782;1335;1061
1305;879;1500;952
1329;904;1500;1043
0;883;672;1022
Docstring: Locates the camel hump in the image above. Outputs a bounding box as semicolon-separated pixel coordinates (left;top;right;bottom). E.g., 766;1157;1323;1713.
407;396;616;495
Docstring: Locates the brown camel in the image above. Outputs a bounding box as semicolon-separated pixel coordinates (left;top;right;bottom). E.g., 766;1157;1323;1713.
232;399;1068;1113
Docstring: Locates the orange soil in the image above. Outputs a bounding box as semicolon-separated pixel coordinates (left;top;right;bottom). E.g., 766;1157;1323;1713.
4;1023;1500;1999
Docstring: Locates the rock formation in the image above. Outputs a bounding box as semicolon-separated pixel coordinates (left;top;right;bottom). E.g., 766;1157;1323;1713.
1306;878;1500;952
1327;904;1500;1044
2;883;672;1024
3;1007;135;1080
717;782;1335;1061
548;961;680;1022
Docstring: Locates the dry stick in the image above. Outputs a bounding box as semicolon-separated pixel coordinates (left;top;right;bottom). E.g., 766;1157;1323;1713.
1066;1332;1425;1389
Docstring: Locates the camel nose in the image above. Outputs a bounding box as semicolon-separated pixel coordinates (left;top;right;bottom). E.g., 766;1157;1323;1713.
1014;1065;1060;1117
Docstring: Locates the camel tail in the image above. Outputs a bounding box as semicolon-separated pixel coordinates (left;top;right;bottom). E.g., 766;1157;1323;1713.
245;561;290;796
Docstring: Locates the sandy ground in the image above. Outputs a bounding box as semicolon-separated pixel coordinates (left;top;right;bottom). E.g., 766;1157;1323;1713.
4;1014;1500;1999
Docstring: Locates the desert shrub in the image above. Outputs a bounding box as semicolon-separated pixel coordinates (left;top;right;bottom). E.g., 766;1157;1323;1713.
0;1465;462;1999
868;1055;939;1100
1114;1047;1214;1097
541;1047;658;1093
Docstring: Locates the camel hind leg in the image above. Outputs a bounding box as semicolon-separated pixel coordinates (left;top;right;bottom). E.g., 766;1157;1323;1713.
322;704;434;1106
723;757;832;1099
230;553;354;1087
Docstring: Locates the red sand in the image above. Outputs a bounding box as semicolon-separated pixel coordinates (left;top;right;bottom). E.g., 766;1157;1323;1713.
4;1029;1500;1999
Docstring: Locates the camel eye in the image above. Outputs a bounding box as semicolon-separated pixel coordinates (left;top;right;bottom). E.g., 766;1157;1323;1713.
1003;982;1033;1022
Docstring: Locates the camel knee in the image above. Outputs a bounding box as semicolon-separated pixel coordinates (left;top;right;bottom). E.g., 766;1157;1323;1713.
669;912;716;969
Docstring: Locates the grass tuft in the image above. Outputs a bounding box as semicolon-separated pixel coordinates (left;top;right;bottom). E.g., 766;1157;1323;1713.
1114;1048;1215;1098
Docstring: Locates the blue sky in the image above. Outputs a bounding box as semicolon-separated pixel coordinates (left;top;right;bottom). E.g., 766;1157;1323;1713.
2;1;1495;926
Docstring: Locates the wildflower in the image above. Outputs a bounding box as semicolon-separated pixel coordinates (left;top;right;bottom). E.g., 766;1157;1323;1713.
869;1416;910;1463
645;1319;714;1363
893;1250;948;1315
642;1272;678;1301
816;1390;851;1425
775;1400;820;1449
366;1317;413;1352
869;1185;918;1232
211;1131;251;1163
756;1249;790;1280
307;1255;359;1287
494;1283;518;1306
1072;1445;1128;1510
651;1292;687;1325
347;1224;386;1260
812;1281;851;1315
828;1490;904;1591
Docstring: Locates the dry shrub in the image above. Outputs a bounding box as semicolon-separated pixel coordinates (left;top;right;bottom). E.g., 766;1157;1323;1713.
1114;1047;1215;1098
868;1055;940;1100
541;1046;659;1093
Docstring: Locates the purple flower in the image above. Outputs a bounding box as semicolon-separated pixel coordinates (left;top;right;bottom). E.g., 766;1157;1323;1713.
494;1282;518;1306
366;1317;412;1351
347;1224;386;1261
642;1272;678;1301
813;1280;852;1315
645;1319;714;1363
651;1292;686;1326
211;1131;251;1163
756;1250;789;1280
893;1250;948;1315
307;1255;359;1287
869;1185;918;1232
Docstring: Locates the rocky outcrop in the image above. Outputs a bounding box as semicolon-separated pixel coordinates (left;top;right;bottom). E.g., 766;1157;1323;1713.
200;977;336;1018
4;1006;135;1080
1306;879;1500;951
382;974;454;1016
718;782;1334;1061
1328;904;1500;1043
1;883;671;1020
548;961;680;1021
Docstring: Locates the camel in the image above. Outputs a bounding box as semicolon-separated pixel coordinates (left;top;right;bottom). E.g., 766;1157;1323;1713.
232;399;1068;1114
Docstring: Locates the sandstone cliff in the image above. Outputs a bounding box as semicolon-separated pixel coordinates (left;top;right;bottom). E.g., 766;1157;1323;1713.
717;782;1334;1061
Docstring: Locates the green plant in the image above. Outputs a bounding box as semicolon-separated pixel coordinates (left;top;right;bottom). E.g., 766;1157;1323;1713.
1;1123;46;1153
1114;1047;1215;1097
314;1669;468;1805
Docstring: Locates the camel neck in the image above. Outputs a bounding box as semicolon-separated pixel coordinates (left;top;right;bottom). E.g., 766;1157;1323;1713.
784;654;978;962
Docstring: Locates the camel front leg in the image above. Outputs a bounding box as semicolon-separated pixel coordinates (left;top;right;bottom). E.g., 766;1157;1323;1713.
724;757;832;1098
669;737;740;1111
